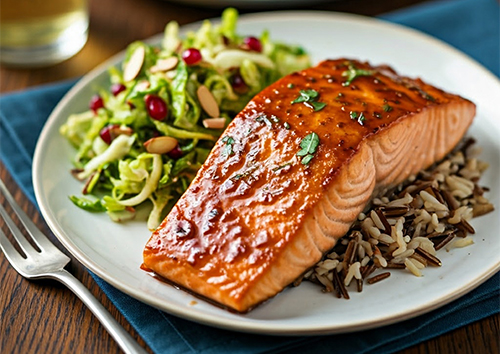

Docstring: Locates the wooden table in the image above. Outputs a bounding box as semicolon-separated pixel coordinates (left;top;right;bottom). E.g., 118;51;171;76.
1;0;498;353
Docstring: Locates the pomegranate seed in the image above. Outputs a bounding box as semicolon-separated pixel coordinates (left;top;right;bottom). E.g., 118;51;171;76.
145;94;168;121
111;83;126;96
99;124;120;145
167;144;183;159
243;37;262;52
231;72;248;94
89;95;104;113
182;48;202;66
99;124;133;145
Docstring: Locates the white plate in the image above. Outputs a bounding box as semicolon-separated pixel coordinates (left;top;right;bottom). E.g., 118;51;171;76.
33;11;500;335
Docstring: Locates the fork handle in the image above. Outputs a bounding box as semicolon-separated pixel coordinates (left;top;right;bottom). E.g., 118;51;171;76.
49;269;148;354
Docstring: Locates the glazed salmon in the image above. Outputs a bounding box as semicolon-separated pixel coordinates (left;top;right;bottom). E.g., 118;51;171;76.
143;59;476;313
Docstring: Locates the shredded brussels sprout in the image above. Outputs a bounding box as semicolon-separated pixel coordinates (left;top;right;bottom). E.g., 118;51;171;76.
61;8;310;230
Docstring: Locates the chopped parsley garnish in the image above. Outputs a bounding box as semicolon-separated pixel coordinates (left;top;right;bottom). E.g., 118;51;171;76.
422;92;435;101
300;154;315;165
309;101;327;111
292;89;318;103
291;89;326;112
255;115;273;128
382;103;393;112
287;83;295;89
284;122;291;129
297;132;320;165
342;63;375;86
272;162;292;172
231;165;258;181
221;136;235;157
350;111;366;126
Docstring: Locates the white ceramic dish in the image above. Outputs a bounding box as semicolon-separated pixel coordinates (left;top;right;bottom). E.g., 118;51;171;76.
33;11;500;335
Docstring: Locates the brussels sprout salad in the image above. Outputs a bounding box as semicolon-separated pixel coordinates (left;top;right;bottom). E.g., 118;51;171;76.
60;8;311;230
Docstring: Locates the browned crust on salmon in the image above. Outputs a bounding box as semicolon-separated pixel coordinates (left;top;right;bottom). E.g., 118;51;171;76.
143;59;476;312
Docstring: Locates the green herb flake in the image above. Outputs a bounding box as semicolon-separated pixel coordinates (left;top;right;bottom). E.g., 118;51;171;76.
221;136;235;157
301;154;314;165
284;122;291;130
342;63;375;86
272;162;292;172
382;103;393;112
310;101;326;112
422;92;435;101
287;83;295;89
291;89;327;112
350;111;366;126
231;165;258;181
292;89;318;104
255;115;273;128
297;132;320;165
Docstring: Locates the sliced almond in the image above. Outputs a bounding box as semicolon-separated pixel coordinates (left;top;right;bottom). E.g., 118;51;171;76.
202;117;226;129
143;136;178;154
123;46;145;82
135;80;150;91
110;126;133;140
165;70;177;80
197;85;220;118
150;57;179;73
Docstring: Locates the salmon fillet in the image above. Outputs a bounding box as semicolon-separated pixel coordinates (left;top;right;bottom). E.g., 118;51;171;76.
143;59;476;313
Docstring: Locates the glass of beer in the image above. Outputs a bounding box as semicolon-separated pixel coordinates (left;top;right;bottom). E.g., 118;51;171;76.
0;0;89;67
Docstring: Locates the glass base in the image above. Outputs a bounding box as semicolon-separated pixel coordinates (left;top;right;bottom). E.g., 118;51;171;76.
0;18;88;67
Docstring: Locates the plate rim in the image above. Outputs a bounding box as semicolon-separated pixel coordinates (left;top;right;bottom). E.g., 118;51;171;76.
32;10;500;335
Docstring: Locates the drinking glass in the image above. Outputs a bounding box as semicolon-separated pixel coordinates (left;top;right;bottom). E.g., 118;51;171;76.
0;0;89;67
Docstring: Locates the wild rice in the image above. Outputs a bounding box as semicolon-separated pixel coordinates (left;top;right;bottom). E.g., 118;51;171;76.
367;272;391;284
303;138;494;298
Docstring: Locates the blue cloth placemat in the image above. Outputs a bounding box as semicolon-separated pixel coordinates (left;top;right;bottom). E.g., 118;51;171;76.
1;0;499;353
380;0;500;77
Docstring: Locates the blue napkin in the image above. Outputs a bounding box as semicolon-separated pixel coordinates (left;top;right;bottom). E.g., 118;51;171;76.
1;0;499;353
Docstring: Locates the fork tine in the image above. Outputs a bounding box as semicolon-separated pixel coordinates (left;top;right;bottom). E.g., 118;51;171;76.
0;228;27;272
0;202;39;256
0;179;55;252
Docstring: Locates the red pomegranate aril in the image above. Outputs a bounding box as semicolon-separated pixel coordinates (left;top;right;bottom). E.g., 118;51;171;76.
111;83;126;96
167;144;183;159
145;94;168;121
89;95;104;113
99;124;120;145
231;72;248;94
244;37;262;52
182;48;202;66
99;124;133;144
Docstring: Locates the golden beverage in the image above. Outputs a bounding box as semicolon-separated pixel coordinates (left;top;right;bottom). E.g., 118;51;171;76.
0;0;88;66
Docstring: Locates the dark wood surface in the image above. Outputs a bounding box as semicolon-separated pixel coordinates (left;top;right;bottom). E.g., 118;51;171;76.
0;0;498;353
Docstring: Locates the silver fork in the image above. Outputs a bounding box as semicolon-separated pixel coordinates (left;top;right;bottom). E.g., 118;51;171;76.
0;179;148;354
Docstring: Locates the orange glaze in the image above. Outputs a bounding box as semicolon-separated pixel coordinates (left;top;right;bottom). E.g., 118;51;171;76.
143;58;473;312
